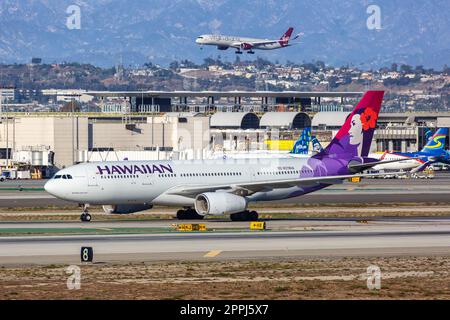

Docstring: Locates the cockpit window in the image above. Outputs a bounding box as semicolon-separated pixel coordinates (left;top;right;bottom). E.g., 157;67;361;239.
54;174;73;180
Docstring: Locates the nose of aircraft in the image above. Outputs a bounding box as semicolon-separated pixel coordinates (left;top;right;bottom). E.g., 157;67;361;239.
44;180;57;196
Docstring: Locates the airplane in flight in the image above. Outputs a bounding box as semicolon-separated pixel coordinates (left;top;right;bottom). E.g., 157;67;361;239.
46;91;403;222
195;27;301;54
369;128;449;172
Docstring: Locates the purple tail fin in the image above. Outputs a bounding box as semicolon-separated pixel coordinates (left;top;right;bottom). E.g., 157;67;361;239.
316;91;384;159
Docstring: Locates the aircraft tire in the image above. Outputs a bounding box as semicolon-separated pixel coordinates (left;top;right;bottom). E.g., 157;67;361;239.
177;209;204;220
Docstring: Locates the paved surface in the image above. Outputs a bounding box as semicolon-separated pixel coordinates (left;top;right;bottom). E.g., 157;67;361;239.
1;217;449;265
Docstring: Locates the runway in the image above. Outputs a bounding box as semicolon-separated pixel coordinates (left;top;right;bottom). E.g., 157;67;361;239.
1;217;450;265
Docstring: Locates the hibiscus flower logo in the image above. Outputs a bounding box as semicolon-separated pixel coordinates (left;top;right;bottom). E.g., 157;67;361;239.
360;107;377;131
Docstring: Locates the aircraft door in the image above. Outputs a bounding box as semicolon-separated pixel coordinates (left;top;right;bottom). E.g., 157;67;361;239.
87;168;99;187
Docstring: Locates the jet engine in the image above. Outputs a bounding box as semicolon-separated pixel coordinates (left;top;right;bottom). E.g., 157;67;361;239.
102;204;153;214
194;193;247;216
240;43;253;50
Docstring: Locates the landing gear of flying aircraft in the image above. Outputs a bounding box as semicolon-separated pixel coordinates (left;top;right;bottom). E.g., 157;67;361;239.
80;204;92;222
230;210;258;222
235;50;243;54
176;208;205;220
247;50;255;54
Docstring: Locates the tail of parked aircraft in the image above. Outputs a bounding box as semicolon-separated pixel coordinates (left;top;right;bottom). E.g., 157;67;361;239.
311;136;323;153
420;128;448;156
425;129;434;142
315;91;384;159
280;27;294;43
291;127;311;154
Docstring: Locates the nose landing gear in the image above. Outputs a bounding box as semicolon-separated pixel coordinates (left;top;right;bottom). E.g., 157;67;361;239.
80;204;92;222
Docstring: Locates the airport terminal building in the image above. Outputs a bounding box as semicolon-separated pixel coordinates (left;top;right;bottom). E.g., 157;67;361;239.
1;90;450;175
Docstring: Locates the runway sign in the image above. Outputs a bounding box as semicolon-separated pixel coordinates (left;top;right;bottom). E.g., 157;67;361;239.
177;224;207;232
81;247;93;262
250;222;266;230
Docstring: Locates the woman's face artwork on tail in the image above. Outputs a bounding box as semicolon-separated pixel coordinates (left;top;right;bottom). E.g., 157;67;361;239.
349;114;363;156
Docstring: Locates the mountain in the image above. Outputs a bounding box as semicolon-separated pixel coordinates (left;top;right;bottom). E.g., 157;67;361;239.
0;0;449;68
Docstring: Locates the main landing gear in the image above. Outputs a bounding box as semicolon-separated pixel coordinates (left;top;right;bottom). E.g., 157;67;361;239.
80;204;92;222
230;210;258;222
235;50;243;54
247;50;255;54
176;208;205;220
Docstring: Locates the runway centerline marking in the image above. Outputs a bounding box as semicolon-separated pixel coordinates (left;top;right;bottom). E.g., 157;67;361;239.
204;250;222;258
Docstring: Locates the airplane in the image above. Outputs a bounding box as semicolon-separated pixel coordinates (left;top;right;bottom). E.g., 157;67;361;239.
195;27;301;54
370;128;449;172
46;91;403;222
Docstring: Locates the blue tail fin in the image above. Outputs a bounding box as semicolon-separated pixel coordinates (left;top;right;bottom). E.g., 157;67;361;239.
291;128;311;154
420;128;448;156
311;136;323;153
425;129;434;142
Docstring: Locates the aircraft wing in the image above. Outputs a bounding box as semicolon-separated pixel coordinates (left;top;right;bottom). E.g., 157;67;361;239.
165;172;398;198
231;40;279;48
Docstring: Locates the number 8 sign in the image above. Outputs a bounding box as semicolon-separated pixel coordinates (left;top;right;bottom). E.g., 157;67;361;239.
81;247;93;262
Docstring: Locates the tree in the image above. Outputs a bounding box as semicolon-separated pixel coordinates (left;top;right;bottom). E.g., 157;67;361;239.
390;63;398;72
169;61;179;70
400;64;413;73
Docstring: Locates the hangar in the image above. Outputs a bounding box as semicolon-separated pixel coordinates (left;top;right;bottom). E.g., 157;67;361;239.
260;112;311;130
210;112;260;129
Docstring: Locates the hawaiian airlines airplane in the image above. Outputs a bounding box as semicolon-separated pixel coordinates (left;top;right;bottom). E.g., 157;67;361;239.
46;91;399;222
195;27;301;54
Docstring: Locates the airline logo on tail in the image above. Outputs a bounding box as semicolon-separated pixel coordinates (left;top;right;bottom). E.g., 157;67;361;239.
424;133;446;149
292;127;311;154
316;91;384;159
421;128;448;156
279;27;294;46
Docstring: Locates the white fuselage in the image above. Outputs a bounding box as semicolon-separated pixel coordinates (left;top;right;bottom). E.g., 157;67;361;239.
369;153;422;171
44;157;328;207
196;34;284;50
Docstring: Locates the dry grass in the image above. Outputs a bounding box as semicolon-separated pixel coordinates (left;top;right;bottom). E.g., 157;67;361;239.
1;256;449;300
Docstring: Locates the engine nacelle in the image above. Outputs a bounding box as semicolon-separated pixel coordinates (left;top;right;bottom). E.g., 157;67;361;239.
194;193;247;216
240;43;253;50
102;204;153;214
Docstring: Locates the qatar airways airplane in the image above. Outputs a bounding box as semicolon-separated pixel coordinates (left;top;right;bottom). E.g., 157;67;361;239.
45;91;398;222
195;27;301;54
